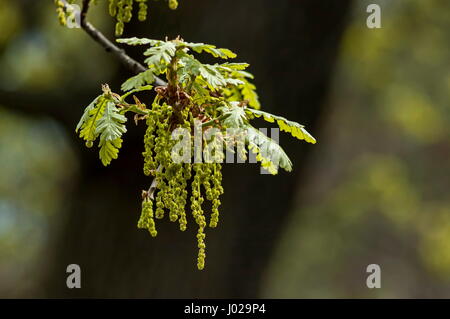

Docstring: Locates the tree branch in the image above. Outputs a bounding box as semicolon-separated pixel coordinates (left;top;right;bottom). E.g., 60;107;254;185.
79;0;165;86
79;0;164;195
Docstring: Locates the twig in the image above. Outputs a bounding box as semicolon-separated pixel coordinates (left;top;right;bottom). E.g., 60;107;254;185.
79;0;165;198
79;0;165;86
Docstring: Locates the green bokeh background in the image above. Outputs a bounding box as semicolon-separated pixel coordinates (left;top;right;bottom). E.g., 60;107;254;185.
0;0;449;298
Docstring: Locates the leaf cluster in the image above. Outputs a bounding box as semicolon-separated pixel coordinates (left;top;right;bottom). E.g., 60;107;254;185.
75;37;317;269
78;37;316;173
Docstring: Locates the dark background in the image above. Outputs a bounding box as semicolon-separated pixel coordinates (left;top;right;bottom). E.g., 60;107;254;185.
0;0;449;298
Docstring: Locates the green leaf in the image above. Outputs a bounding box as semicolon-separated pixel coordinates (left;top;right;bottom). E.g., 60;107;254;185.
179;55;237;89
218;102;247;128
121;70;155;91
198;64;227;89
180;56;228;90
177;53;199;83
245;125;293;174
222;87;241;103
76;96;107;145
216;48;236;59
218;66;260;109
99;138;123;166
184;42;237;59
190;80;211;104
95;101;128;166
225;77;245;87
96;101;127;140
234;70;254;79
75;95;100;133
218;62;249;71
245;108;316;144
116;37;154;46
144;42;177;71
240;78;260;109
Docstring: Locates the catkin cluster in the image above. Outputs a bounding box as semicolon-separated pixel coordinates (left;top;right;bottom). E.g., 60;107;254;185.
54;0;66;26
54;0;77;26
108;0;179;36
139;101;223;270
55;1;179;33
190;163;223;269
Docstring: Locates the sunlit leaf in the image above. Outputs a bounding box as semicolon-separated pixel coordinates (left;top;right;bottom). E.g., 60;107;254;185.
121;70;155;91
246;108;316;144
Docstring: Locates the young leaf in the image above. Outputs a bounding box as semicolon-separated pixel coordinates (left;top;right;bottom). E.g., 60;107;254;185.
177;53;200;78
198;64;228;89
240;79;260;109
75;95;101;133
184;42;237;59
219;63;249;71
76;96;107;146
245;108;316;144
144;42;177;71
116;37;154;46
121;70;155;91
190;80;211;104
99;138;123;166
219;67;260;109
95;101;128;166
218;102;247;128
245;125;293;174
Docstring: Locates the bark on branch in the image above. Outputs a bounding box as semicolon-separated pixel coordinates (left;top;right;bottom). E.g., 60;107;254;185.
80;0;165;85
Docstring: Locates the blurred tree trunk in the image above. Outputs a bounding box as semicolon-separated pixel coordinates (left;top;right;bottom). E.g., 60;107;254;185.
42;0;352;297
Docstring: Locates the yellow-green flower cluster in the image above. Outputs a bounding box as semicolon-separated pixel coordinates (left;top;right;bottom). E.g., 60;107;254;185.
108;0;179;36
109;0;133;36
54;0;70;26
168;0;178;10
139;99;223;270
54;0;80;27
191;163;206;269
137;199;157;237
210;163;224;228
54;0;74;26
136;0;148;21
142;101;164;176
